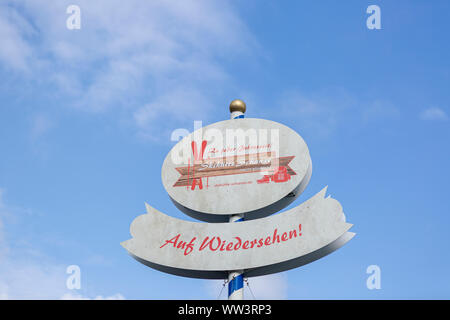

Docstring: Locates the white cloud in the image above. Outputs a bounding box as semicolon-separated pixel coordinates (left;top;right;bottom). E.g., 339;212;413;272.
1;0;257;139
275;89;401;137
419;107;448;121
133;87;213;140
277;89;357;137
60;293;125;300
30;114;53;140
0;188;10;258
0;260;68;300
0;257;125;300
244;274;288;300
204;279;228;300
0;188;125;300
0;5;35;72
361;100;400;123
205;273;288;300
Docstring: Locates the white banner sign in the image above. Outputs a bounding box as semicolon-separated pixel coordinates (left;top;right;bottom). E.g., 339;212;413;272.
121;187;354;279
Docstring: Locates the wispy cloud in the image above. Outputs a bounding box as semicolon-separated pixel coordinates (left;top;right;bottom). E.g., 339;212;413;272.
60;293;125;300
276;88;400;137
30;114;53;140
419;107;448;121
0;189;66;299
0;189;9;258
0;188;124;300
277;89;346;137
205;273;288;300
1;0;257;140
361;100;400;123
244;274;288;300
0;6;34;72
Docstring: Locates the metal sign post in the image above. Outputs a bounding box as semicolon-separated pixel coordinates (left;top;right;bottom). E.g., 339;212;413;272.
228;99;246;300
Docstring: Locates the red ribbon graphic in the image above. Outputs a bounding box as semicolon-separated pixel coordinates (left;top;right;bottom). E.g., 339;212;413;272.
173;142;296;188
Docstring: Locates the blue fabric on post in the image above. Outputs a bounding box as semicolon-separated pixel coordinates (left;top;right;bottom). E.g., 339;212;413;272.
228;274;244;297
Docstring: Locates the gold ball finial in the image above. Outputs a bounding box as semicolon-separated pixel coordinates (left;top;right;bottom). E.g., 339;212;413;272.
229;99;246;114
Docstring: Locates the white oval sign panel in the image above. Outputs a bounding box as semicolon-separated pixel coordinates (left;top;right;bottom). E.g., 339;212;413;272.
162;118;312;222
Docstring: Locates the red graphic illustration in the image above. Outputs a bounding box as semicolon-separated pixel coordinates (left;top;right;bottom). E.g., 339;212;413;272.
175;140;296;189
257;166;291;184
191;140;207;163
190;178;203;190
189;140;207;190
256;175;272;184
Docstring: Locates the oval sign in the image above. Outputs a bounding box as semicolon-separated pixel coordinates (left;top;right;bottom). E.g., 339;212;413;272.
162;118;312;222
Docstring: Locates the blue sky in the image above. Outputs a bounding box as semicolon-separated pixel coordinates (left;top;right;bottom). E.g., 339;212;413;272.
0;0;449;299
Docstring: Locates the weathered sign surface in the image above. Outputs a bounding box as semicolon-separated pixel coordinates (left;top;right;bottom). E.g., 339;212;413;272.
122;117;354;280
121;187;354;279
161;118;312;222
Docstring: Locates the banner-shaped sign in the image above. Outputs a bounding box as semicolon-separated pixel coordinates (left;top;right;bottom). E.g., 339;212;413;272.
121;187;354;279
